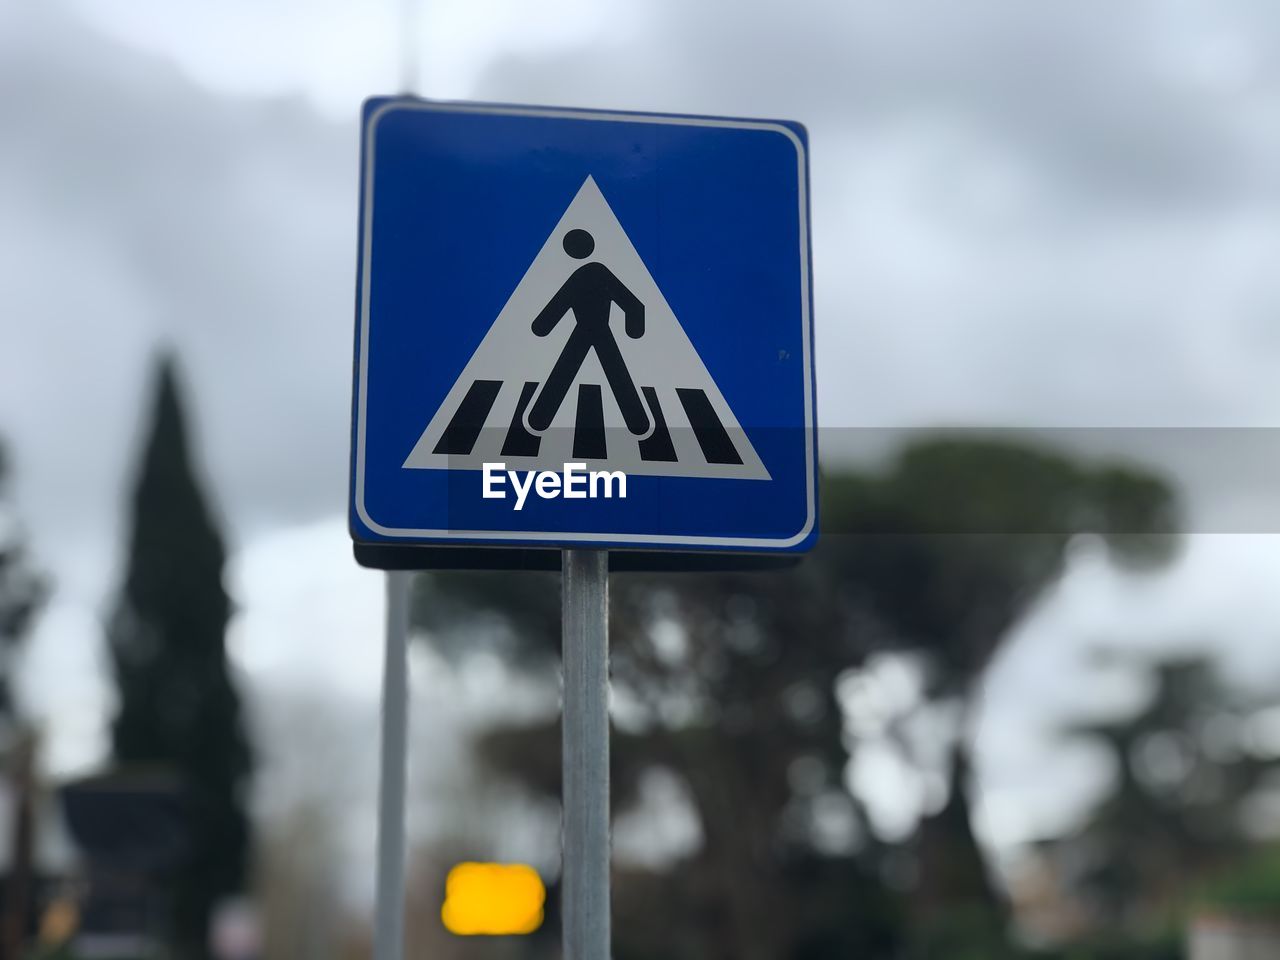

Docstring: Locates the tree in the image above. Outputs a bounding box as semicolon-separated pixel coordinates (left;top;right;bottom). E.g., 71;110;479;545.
0;442;47;958
0;442;45;728
821;439;1178;952
1049;654;1280;939
412;437;1178;958
107;356;252;957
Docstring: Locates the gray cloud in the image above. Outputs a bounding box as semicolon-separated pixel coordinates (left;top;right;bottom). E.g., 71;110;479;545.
3;0;1279;556
477;0;1280;209
0;3;355;564
468;0;1280;441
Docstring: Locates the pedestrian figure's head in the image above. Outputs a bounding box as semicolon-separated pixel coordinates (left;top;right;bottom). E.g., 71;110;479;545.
563;229;595;259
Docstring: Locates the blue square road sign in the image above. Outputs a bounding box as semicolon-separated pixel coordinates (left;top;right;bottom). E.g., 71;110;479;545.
350;98;817;554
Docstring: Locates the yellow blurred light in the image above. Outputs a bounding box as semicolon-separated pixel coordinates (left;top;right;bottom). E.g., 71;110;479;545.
441;862;546;936
39;898;79;944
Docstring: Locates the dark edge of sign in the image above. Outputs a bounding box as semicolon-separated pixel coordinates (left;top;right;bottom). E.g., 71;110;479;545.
360;95;810;142
353;543;801;572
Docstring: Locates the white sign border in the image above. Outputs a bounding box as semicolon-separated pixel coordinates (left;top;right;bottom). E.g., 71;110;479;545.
354;99;816;549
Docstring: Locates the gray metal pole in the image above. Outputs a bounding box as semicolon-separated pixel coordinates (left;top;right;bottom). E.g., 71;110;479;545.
562;549;611;960
380;0;416;946
375;571;411;960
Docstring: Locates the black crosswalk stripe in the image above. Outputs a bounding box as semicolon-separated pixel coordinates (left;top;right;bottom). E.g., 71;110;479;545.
573;384;607;459
638;386;677;462
432;379;744;467
432;379;502;455
676;388;743;465
501;381;542;457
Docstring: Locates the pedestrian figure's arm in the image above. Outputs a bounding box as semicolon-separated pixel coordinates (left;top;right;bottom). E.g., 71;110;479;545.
610;274;645;339
532;282;574;336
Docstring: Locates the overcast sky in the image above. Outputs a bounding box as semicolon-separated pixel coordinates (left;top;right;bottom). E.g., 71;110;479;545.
3;0;1280;894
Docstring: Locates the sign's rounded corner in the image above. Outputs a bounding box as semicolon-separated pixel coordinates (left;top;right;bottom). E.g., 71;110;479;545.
782;505;819;552
348;502;378;545
365;99;402;134
756;120;808;164
364;96;437;135
352;488;399;541
780;119;810;147
361;95;390;116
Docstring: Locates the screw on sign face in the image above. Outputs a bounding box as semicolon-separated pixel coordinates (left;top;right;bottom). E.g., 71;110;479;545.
526;229;651;437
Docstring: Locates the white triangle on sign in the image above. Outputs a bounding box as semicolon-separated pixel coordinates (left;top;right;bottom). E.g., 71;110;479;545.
403;176;770;480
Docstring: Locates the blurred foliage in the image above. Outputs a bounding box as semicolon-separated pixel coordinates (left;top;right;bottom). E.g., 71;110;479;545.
105;357;253;959
0;443;47;729
0;442;47;960
411;437;1181;959
1197;844;1280;916
1050;653;1280;941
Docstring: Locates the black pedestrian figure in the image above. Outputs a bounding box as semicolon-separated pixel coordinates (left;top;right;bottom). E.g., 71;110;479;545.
526;229;651;436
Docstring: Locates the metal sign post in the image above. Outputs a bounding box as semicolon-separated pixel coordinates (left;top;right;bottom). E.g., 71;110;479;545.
561;549;611;959
374;571;411;960
354;95;815;960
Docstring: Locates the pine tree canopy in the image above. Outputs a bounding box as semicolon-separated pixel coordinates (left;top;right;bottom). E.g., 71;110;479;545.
107;355;252;957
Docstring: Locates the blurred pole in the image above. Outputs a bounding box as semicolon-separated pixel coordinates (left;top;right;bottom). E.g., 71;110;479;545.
1;728;36;960
399;0;421;95
374;572;411;960
562;550;610;960
377;4;417;957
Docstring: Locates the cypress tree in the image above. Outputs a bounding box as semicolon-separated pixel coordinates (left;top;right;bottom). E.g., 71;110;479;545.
107;356;252;957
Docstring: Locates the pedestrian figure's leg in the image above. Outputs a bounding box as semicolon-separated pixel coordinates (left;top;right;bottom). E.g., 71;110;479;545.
528;332;593;432
592;331;651;436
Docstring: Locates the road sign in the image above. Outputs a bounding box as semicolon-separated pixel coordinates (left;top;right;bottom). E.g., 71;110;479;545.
351;98;817;553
